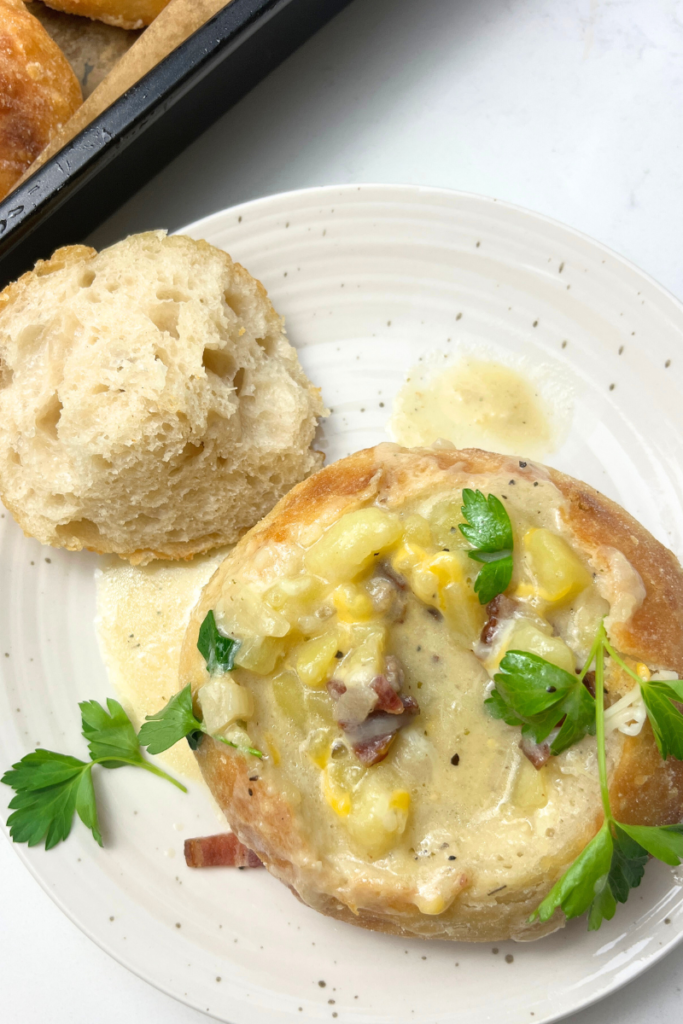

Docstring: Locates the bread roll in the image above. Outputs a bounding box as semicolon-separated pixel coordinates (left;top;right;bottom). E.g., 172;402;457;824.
0;231;325;563
40;0;169;29
179;444;683;942
0;0;82;200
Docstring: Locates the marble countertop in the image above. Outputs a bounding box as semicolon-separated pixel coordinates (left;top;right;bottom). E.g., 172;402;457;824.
3;0;683;1019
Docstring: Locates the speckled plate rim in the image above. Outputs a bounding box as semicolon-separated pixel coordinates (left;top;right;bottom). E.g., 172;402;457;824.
3;182;683;1024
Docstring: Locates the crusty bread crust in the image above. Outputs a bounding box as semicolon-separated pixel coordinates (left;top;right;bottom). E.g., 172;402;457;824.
0;0;82;201
180;444;683;941
40;0;169;29
0;232;325;563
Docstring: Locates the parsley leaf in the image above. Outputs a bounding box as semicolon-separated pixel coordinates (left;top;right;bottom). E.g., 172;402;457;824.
617;822;683;867
607;826;648;902
2;751;101;849
490;650;595;755
138;683;263;759
532;819;613;924
197;610;240;674
535;822;649;932
459;490;514;605
484;687;524;728
138;684;203;755
2;701;186;850
470;552;514;605
459;489;513;551
80;698;145;768
638;680;683;761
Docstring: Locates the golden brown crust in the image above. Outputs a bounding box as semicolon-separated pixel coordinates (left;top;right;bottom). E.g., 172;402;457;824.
181;444;683;941
549;469;683;674
40;0;169;29
0;0;82;200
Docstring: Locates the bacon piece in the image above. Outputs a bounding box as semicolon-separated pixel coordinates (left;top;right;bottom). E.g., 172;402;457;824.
480;593;517;646
372;675;404;714
345;701;420;766
184;833;263;869
327;678;346;700
520;736;551;770
327;652;419;764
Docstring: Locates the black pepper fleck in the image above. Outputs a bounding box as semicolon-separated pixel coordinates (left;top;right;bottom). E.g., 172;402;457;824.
448;855;456;861
519;461;527;468
505;954;514;964
318;981;326;988
450;753;460;766
248;788;253;796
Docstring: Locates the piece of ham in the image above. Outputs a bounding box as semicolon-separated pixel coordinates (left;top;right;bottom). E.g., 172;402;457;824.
184;832;263;868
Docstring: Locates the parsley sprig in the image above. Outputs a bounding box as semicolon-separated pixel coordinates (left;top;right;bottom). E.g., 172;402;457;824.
138;611;261;758
2;699;185;850
486;628;601;755
527;622;683;930
2;611;259;851
139;682;262;759
459;489;514;604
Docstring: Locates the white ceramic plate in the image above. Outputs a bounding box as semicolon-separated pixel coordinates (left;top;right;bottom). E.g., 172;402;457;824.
3;184;683;1024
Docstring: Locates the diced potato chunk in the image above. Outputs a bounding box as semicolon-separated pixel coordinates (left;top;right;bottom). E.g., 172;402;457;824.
304;508;402;583
523;528;592;604
346;776;411;859
506;619;575;674
513;758;549;810
402;513;433;547
234;636;285;674
295;630;340;688
442;581;486;646
219;584;290;638
304;688;336;726
391;540;427;579
336;628;386;688
331;582;375;622
428;498;466;549
272;671;307;729
264;575;325;626
198;677;254;734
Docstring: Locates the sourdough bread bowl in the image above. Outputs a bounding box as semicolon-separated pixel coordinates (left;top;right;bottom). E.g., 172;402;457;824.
0;231;325;564
179;443;683;942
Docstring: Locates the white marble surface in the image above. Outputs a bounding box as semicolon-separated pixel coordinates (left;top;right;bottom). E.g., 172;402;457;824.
3;0;683;1020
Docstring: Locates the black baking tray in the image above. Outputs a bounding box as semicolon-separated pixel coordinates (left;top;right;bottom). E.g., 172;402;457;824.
0;0;354;288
